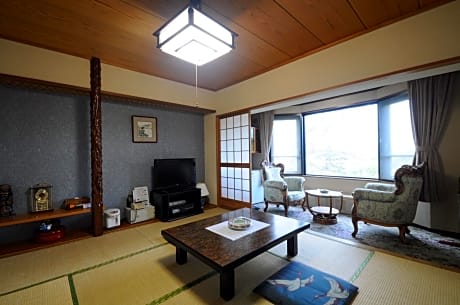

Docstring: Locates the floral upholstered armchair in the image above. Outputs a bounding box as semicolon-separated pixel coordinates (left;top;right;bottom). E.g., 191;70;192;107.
261;160;306;217
351;163;425;242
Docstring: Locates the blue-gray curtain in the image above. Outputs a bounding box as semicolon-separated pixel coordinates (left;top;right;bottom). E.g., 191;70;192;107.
408;72;455;202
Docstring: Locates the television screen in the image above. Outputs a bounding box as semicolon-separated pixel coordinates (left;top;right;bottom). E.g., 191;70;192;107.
152;158;196;191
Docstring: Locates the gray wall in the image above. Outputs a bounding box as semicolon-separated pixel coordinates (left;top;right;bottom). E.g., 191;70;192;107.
0;84;204;243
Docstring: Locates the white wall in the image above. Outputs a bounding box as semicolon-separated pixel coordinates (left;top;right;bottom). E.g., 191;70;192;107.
0;39;216;110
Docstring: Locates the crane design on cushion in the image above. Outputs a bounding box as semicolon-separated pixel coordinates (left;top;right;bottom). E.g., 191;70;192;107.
313;277;351;305
268;274;314;291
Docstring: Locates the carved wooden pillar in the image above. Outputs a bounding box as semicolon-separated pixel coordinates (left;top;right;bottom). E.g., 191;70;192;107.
90;57;104;236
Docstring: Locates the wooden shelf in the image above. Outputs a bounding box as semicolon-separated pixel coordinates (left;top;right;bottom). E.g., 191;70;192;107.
0;229;92;258
0;204;217;258
0;208;92;258
0;208;91;228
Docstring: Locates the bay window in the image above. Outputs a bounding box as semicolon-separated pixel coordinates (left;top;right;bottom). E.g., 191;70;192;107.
271;93;415;180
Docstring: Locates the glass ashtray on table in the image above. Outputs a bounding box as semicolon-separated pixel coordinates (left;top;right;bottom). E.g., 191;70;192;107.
228;216;252;230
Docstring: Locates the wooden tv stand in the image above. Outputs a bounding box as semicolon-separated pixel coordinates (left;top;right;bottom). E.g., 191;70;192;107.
152;187;202;221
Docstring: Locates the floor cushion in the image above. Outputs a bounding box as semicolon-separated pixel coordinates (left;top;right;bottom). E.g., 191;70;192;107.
254;261;358;305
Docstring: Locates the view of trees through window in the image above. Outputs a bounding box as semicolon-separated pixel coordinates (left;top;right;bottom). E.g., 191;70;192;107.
305;104;378;178
272;118;301;173
271;95;415;180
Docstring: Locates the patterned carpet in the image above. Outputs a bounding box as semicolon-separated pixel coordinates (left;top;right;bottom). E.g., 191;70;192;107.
254;203;460;269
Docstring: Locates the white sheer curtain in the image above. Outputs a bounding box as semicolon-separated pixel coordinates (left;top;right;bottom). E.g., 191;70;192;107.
408;72;456;202
259;111;274;162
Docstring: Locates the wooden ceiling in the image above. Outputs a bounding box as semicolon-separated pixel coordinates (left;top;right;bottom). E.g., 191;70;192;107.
0;0;452;91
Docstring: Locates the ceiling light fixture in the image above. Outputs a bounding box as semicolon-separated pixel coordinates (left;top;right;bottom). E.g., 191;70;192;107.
153;0;237;66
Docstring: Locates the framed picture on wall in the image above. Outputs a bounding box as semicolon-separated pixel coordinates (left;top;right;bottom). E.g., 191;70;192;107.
132;115;157;143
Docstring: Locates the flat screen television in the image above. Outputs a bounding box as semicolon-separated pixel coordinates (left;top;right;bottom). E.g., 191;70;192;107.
152;158;196;192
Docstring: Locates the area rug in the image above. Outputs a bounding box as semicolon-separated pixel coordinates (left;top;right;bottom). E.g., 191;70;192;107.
254;203;460;269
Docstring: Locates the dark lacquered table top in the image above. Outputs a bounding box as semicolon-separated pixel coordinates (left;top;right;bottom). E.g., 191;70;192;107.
162;208;310;269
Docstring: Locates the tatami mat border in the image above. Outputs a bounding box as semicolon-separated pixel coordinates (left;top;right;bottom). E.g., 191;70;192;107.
147;271;218;305
68;274;78;305
349;251;374;283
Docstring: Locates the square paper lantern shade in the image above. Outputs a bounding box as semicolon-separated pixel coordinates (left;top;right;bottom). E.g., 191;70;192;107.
154;5;236;66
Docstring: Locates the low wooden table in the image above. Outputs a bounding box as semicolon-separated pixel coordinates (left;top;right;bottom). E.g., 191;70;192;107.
305;189;343;225
161;208;310;300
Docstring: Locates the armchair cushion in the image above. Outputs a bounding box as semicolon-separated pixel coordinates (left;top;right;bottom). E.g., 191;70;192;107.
263;180;287;190
364;182;396;192
265;167;284;182
353;188;396;202
287;191;306;202
285;176;305;191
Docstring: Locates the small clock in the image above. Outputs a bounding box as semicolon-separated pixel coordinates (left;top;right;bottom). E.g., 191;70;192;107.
30;183;53;212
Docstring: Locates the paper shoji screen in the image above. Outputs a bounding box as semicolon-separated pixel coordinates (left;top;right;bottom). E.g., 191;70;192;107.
220;113;251;203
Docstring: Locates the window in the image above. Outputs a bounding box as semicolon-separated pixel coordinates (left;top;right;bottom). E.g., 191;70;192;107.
271;116;302;174
271;94;415;180
379;97;415;180
304;104;378;178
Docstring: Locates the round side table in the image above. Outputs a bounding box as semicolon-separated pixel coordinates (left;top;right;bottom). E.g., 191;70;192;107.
305;189;343;225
